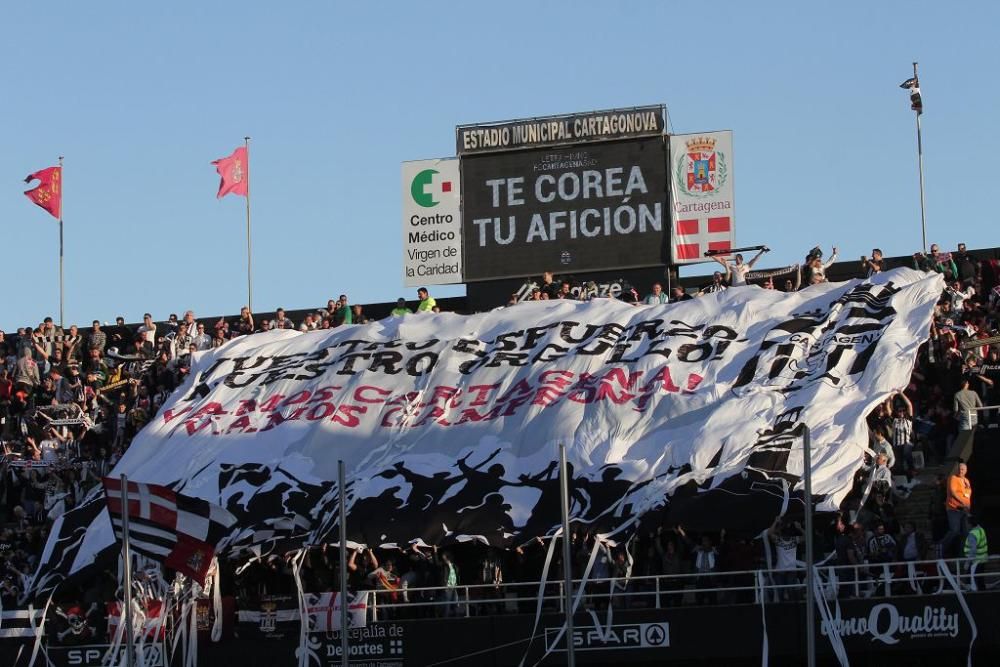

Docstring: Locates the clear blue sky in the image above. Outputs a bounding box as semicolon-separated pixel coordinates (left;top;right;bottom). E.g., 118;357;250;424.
2;1;997;330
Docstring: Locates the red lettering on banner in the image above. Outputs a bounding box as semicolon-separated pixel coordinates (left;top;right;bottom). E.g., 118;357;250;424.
539;369;574;389
259;410;298;433
454;405;505;425
183;418;214;436
333;404;367;428
532;386;565;407
430;385;460;407
355;385;391;404
380;406;402;427
191;402;227;419
413;405;447;427
307;402;336;420
281;390;312;407
234;399;257;416
225;415;256;434
497;378;533;404
641;366;681;393
162;406;192;424
467;384;500;406
258;394;286;412
310;385;342;402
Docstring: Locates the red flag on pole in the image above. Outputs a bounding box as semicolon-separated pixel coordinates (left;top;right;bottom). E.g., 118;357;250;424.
24;166;62;219
212;147;249;199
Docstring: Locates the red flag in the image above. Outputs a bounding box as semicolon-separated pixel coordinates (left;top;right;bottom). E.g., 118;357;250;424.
24;166;62;219
211;146;249;199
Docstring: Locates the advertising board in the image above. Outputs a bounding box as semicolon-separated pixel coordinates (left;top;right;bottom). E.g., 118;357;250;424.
401;158;463;286
461;137;668;281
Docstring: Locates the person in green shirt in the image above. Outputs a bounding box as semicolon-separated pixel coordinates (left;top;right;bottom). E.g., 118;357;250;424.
390;298;411;317
334;294;353;326
417;288;437;313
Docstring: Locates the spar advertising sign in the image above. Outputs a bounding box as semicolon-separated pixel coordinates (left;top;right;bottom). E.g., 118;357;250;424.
461;137;669;281
669;131;736;264
401;158;463;287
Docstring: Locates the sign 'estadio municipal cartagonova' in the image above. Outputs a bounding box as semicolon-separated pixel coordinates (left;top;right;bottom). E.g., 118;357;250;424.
456;105;665;155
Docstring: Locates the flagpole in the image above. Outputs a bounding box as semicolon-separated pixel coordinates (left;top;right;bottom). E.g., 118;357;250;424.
558;443;576;667
58;156;65;329
120;474;136;667
338;460;349;667
913;62;928;255
244;136;253;315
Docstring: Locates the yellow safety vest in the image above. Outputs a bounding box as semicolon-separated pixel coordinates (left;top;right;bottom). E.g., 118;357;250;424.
964;525;988;563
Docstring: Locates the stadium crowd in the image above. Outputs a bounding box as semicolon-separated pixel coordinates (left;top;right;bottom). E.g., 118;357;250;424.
1;242;998;638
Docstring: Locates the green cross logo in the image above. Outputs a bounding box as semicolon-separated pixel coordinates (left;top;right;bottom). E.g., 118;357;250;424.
410;169;452;208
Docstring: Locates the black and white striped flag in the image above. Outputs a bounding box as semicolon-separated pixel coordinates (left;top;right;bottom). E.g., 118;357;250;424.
102;477;236;584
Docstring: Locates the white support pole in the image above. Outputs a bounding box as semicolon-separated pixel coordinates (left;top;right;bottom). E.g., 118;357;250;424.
558;443;576;667
338;460;349;667
120;474;136;667
803;427;816;667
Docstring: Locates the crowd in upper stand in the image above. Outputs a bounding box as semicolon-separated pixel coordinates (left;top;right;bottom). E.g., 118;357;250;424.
0;243;998;631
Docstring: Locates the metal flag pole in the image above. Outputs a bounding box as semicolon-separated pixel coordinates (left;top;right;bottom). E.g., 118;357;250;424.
244;136;253;315
558;443;576;667
120;474;136;667
338;460;349;667
913;62;928;254
802;426;816;667
58;155;64;328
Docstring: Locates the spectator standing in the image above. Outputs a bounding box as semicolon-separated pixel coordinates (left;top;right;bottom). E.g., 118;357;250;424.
298;314;318;332
334;295;353;326
768;518;802;601
417;288;436;313
866;521;897;565
863;248;885;277
86;321;106;355
946;280;975;315
802;246;838;285
433;548;459;617
899;522;927;562
712;247;768;286
352;305;369;324
539;271;560;299
644;283;669;305
192;323;211;351
953;243;979;287
14;349;40;394
941;463;972;556
270;308;295;330
63;325;82;363
953;376;983;432
964;515;988;570
700;272;728;295
890;392;915;471
670;286;692;303
391;298;411;317
136;313;156;348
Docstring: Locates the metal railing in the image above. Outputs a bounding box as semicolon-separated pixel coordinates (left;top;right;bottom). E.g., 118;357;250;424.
364;556;1000;621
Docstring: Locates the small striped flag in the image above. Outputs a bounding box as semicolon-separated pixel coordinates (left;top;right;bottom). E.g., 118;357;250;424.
102;477;236;584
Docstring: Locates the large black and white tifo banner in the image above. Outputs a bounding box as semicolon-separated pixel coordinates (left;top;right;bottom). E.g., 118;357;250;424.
30;269;941;593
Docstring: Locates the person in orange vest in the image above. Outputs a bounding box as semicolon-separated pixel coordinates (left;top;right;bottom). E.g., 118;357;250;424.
941;462;972;557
